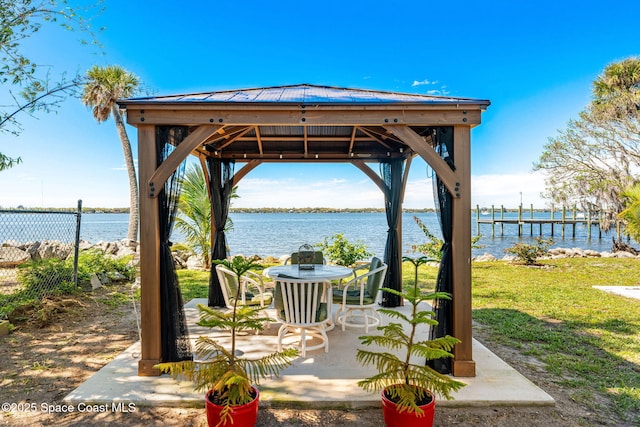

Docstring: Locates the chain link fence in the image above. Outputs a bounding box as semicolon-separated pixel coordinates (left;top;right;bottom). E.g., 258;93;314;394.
0;201;82;319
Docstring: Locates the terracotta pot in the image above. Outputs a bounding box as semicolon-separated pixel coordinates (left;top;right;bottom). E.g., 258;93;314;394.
205;387;260;427
380;387;435;427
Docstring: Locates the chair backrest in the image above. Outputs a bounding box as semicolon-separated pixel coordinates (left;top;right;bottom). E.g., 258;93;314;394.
274;278;329;325
215;265;239;308
365;257;387;298
286;251;326;265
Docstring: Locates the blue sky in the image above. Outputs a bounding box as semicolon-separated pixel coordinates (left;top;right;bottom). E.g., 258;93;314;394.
1;0;638;209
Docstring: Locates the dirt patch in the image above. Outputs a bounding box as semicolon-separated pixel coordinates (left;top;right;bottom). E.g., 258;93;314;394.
0;282;633;426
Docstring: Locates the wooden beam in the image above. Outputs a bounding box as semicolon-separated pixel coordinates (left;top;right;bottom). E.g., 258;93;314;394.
255;126;264;156
137;124;161;376
399;155;413;204
450;125;475;377
125;108;483;127
348;126;357;155
303;126;308;157
216;126;253;150
357;126;395;149
351;160;384;192
384;125;460;197
147;125;221;197
232;159;262;186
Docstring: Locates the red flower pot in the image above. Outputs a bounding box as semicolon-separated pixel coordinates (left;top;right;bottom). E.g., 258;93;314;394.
205;387;260;427
381;387;435;427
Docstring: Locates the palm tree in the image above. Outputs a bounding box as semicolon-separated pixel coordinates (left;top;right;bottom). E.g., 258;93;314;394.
175;164;212;268
618;183;640;243
175;163;238;269
82;65;140;243
592;57;640;120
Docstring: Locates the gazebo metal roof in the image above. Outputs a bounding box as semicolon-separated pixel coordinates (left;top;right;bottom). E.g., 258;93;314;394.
123;83;489;106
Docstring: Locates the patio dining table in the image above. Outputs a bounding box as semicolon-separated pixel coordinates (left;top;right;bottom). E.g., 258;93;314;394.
263;264;354;330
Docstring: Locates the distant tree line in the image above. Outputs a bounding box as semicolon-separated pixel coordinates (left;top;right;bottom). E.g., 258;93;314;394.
228;207;436;214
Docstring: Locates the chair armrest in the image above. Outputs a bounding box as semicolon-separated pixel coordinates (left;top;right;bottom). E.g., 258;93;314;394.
241;273;268;306
340;275;367;305
351;263;370;279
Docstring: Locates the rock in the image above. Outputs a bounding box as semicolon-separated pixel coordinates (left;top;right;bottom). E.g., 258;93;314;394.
185;255;204;270
1;240;21;248
0;246;30;267
614;251;636;258
79;240;94;251
24;241;41;258
474;253;496;262
0;320;9;337
109;272;128;281
571;248;586;257
90;273;103;290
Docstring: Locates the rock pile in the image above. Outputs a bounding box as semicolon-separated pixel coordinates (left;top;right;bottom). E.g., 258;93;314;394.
0;239;208;270
473;247;640;262
0;240;75;267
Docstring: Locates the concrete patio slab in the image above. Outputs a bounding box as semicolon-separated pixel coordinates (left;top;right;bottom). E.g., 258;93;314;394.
593;286;640;300
65;299;554;409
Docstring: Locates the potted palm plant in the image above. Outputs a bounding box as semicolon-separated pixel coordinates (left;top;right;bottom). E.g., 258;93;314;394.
356;256;465;427
156;255;298;427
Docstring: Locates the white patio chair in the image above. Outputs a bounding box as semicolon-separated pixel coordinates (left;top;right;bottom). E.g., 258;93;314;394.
274;277;331;357
215;265;274;333
215;265;273;309
332;257;388;333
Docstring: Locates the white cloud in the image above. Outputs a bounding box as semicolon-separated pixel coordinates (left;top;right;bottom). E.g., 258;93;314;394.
472;171;547;208
411;79;438;87
426;88;450;96
234;176;384;208
232;172;549;209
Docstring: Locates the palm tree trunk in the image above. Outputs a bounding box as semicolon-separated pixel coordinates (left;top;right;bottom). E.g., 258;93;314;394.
112;104;139;243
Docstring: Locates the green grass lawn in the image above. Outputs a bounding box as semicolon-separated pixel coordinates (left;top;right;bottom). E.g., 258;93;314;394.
177;258;640;423
470;258;640;422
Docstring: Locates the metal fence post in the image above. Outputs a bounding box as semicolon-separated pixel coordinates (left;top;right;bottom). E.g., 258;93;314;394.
73;200;83;287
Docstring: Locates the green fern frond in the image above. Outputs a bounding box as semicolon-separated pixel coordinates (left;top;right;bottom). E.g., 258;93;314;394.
238;348;299;384
357;369;405;393
359;331;407;351
377;308;411;323
356;350;404;374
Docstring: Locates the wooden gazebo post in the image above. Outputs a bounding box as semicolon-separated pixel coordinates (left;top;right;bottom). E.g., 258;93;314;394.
137;124;162;376
451;125;475;377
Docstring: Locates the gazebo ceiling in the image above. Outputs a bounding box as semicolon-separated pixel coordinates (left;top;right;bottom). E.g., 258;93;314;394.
119;84;490;162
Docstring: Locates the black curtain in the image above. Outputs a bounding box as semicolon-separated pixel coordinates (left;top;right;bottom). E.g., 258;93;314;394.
380;158;404;307
206;158;235;307
156;126;192;362
427;126;455;374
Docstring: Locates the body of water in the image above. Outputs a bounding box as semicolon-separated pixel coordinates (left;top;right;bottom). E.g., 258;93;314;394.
75;211;622;259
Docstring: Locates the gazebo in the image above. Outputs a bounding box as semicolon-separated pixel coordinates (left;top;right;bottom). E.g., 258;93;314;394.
118;84;490;378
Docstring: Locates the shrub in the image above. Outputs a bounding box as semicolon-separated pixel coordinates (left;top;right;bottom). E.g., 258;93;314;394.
504;237;554;265
412;216;484;261
316;233;372;267
17;258;76;297
75;249;134;284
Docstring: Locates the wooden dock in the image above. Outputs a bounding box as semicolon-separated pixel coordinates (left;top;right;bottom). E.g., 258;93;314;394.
476;205;603;238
